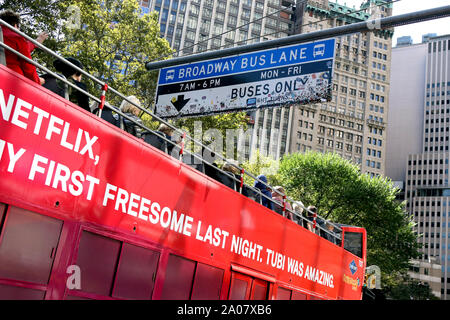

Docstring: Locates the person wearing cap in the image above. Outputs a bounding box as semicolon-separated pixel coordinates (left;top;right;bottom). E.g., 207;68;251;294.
53;57;90;112
0;9;48;84
221;161;241;191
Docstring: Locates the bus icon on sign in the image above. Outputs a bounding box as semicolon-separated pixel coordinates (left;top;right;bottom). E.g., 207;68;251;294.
166;69;175;81
313;44;325;57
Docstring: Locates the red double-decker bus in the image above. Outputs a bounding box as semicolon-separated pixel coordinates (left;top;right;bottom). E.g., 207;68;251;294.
0;63;366;300
0;20;367;300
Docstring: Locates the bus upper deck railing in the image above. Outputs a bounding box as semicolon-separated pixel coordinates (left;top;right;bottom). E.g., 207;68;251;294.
0;18;342;245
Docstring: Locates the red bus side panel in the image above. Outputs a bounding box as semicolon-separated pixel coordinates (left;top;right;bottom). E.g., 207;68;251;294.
0;65;365;300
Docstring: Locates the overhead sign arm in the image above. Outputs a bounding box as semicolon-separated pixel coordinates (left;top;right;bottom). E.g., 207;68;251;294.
146;5;450;71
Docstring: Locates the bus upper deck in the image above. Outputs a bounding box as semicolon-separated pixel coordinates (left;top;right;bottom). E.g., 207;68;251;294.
0;19;366;300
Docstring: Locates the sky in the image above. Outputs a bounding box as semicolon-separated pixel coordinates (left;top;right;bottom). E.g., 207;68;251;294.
340;0;450;45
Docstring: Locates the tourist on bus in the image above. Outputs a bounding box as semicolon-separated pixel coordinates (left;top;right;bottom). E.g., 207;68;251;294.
140;123;170;153
158;123;179;155
304;205;317;232
292;201;304;225
271;186;293;221
254;175;274;210
316;215;326;236
222;162;239;176
221;162;240;191
52;57;90;112
41;63;67;99
120;96;145;139
0;9;48;85
323;220;336;244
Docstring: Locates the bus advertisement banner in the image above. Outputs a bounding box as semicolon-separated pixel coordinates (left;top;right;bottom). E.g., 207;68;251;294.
0;64;364;300
154;38;335;119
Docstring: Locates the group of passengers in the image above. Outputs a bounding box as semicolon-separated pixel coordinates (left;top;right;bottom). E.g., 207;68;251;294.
206;161;340;244
0;9;175;146
1;9;340;245
0;11;182;156
253;174;339;244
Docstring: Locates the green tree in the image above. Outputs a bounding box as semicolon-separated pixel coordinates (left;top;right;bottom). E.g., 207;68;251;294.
59;0;173;108
0;0;71;66
277;151;421;277
241;149;281;186
0;0;66;36
383;272;439;300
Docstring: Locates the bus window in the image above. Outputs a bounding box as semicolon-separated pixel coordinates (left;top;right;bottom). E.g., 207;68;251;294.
0;206;63;285
229;272;252;300
191;263;224;300
75;231;121;296
291;291;307;300
275;287;292;300
159;255;224;300
160;254;196;300
343;231;363;258
72;230;162;300
229;272;270;300
250;279;268;300
113;243;160;300
0;284;45;300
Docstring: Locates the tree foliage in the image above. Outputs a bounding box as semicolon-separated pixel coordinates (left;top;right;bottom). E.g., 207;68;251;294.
59;0;173;108
0;0;67;36
241;149;281;186
383;272;439;300
277;151;421;277
0;0;71;66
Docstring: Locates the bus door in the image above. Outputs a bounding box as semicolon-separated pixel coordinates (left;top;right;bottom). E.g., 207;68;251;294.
250;279;269;300
228;265;275;300
228;272;269;300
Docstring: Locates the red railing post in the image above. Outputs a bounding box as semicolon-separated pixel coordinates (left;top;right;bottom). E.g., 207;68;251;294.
179;132;186;160
97;83;108;117
313;212;317;230
239;168;245;193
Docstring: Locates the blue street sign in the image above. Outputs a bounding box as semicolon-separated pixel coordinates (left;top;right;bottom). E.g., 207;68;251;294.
155;38;336;119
